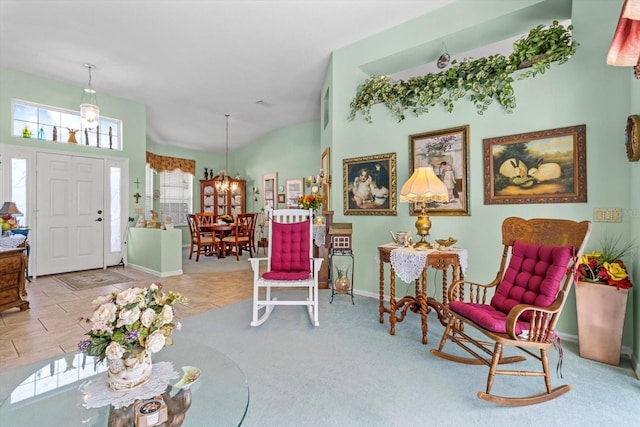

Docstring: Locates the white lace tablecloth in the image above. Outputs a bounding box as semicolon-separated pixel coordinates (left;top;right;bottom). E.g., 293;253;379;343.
377;243;468;283
312;224;326;247
81;361;179;409
0;234;26;249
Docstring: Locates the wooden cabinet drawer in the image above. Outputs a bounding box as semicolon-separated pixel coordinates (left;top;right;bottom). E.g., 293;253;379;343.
0;255;22;274
0;285;20;306
0;271;21;288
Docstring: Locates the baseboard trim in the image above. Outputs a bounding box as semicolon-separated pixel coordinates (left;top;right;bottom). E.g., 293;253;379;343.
127;263;183;278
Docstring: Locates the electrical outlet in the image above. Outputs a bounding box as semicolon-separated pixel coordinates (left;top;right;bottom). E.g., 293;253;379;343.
593;208;622;223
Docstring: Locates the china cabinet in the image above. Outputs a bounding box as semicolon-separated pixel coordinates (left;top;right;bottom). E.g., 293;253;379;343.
200;176;246;217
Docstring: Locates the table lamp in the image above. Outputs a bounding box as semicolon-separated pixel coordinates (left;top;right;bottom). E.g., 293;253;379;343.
399;167;449;248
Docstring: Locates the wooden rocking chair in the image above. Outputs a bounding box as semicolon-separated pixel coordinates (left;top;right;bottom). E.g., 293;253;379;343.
431;217;591;406
249;208;323;327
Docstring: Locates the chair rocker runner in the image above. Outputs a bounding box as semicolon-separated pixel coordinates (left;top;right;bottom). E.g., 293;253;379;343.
431;217;591;406
249;208;323;327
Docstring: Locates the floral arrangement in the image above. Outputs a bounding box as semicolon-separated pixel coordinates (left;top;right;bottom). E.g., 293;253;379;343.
78;284;188;362
578;235;635;290
297;194;323;210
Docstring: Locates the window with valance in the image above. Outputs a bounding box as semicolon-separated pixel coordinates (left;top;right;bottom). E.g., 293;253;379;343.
145;152;195;226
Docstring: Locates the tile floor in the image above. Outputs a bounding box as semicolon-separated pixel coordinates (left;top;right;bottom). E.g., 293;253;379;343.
0;265;254;373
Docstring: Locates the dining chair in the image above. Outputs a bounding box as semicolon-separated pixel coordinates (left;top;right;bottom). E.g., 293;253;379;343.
222;213;256;261
187;213;219;262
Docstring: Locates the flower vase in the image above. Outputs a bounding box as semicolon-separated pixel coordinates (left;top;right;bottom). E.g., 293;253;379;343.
334;265;351;293
575;280;628;366
107;350;153;392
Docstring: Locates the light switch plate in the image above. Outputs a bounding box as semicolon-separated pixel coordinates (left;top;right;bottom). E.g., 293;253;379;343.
593;208;622;223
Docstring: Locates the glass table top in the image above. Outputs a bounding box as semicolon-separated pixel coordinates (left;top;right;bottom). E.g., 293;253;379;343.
0;338;249;426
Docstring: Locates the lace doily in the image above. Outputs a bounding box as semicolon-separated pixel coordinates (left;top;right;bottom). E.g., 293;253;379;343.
81;361;179;409
378;244;469;283
390;247;428;283
312;224;326;247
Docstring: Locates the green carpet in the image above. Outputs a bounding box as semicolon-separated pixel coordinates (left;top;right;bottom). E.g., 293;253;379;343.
175;294;639;426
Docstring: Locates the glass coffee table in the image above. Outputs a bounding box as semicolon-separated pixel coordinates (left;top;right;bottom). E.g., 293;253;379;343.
0;338;249;426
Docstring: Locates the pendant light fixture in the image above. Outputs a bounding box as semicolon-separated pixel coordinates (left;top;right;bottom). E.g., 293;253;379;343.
216;114;238;195
80;63;100;128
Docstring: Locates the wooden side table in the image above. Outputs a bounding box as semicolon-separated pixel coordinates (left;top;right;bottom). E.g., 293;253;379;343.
377;245;463;344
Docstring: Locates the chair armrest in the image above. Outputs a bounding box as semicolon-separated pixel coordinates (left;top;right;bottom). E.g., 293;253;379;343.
447;275;501;304
505;291;565;341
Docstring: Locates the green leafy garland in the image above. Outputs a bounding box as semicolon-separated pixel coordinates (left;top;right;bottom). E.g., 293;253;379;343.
348;21;579;122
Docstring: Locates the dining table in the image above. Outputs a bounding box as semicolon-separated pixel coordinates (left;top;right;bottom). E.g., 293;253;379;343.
198;222;236;258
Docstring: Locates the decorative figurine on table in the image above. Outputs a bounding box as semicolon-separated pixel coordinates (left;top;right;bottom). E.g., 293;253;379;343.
84;129;89;145
53;126;57;141
146;210;161;228
135;215;147;228
162;216;174;230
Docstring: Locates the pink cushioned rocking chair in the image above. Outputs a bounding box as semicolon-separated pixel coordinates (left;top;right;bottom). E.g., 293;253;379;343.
249;208;323;327
431;217;591;406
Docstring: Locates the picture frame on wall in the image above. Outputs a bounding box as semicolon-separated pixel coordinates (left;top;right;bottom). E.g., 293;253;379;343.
343;152;397;216
409;125;470;216
321;147;330;211
277;193;286;204
482;124;587;204
285;178;304;208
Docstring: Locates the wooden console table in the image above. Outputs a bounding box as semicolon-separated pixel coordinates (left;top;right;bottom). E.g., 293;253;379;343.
0;248;29;312
378;244;464;344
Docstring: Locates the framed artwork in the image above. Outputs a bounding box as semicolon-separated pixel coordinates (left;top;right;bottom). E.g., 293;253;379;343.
286;178;304;208
321;147;330;211
483;124;587;204
409;125;470;216
277;193;286;204
262;172;277;210
343;152;397;216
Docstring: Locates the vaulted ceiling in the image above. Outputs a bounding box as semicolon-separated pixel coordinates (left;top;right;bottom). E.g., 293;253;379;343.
0;0;455;153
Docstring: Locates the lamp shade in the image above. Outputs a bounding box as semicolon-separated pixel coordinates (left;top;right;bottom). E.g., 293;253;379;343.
399;166;449;204
0;202;22;216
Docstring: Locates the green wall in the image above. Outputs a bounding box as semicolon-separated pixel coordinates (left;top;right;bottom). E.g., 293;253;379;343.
324;0;638;352
234;120;321;214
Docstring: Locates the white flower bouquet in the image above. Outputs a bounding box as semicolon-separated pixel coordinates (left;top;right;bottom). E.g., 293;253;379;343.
78;284;188;363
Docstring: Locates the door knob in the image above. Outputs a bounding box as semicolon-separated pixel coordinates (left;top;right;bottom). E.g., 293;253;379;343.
97;210;103;214
96;218;103;222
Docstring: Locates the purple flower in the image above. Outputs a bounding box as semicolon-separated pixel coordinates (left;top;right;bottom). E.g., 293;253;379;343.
125;330;139;343
78;339;91;352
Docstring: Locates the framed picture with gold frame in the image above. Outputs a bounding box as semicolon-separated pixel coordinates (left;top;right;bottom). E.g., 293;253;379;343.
409;125;470;216
321;147;330;211
483;124;587;204
343;152;396;216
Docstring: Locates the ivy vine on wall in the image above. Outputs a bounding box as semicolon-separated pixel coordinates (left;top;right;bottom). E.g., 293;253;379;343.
348;21;579;123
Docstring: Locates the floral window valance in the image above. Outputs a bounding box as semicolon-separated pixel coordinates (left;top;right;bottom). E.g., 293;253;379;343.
146;152;195;175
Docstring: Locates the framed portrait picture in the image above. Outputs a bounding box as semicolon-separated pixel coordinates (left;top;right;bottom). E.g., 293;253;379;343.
277;193;286;204
343;152;397;216
483;124;587;204
409;125;470;216
285;178;304;208
321;147;330;211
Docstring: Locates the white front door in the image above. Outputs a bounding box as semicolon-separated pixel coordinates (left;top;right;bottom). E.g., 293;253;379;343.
36;153;105;275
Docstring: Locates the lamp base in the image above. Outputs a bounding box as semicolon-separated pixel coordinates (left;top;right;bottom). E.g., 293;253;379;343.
413;212;433;249
413;238;432;249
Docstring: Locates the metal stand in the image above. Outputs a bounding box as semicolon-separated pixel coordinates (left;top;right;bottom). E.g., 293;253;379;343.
329;248;354;304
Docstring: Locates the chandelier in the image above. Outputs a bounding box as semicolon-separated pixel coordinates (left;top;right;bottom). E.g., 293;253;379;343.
79;63;100;129
216;114;238;195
